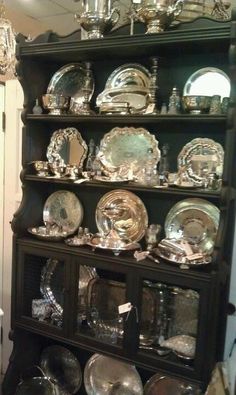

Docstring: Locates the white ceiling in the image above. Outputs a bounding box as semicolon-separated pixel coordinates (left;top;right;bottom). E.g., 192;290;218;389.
6;0;130;36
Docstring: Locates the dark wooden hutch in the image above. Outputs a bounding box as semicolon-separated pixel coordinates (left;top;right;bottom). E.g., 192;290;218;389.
2;10;236;395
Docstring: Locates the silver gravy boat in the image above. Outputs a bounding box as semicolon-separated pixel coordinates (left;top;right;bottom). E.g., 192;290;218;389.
135;0;184;33
76;0;120;39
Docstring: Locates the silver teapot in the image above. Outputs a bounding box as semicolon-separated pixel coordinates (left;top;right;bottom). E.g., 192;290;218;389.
76;0;120;39
135;0;184;33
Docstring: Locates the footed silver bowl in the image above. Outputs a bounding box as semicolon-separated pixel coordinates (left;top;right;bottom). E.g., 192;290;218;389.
182;95;211;114
42;93;70;115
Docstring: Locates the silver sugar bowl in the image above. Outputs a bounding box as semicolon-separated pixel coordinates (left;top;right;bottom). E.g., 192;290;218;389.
75;0;120;39
135;0;184;33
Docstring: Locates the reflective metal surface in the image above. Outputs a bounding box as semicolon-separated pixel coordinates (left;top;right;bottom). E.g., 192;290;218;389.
95;189;148;242
27;226;68;241
165;198;220;254
160;335;196;359
87;234;141;255
46;127;88;168
178;137;224;186
40;345;82;394
43;190;83;236
84;353;143;395
98;127;160;178
105;63;151;90
183;67;230;98
42;93;70;115
144;373;201;395
47;63;94;110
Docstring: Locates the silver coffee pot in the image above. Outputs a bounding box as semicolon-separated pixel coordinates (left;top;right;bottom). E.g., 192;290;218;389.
76;0;120;39
134;0;184;33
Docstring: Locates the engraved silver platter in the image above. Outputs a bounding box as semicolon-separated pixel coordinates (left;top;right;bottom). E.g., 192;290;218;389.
95;189;148;243
46;127;88;168
47;63;94;107
165;198;220;254
178;137;224;186
183;67;230;98
84;353;143;395
40;258;97;317
43;190;83;236
105;63;151;90
144;373;201;395
98;127;160;177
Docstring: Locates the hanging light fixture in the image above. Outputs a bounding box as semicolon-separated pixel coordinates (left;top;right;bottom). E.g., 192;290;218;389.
0;0;15;75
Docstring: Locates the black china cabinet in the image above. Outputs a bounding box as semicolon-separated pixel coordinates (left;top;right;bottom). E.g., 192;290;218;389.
2;11;236;395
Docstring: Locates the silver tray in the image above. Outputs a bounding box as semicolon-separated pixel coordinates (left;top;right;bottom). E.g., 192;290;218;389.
47;63;94;109
165;198;219;254
46;127;88;168
84;353;143;395
95;189;148;243
43;190;83;236
27;226;68;241
40;258;97;317
40;345;82;394
87;234;141;255
178;137;224;186
98;127;160;178
105;63;151;90
154;248;212;269
144;373;201;395
183;67;230;98
96;87;150;113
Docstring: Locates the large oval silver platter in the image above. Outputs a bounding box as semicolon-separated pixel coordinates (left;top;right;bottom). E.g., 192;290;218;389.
84;353;143;395
47;63;94;106
98;127;160;177
46;127;88;167
40;345;82;394
165;198;220;254
178;137;224;186
96;189;148;243
96;87;150;112
144;373;201;395
105;63;151;90
43;190;83;236
183;67;230;98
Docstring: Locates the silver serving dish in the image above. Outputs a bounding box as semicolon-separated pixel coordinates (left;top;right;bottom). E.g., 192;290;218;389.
183;67;230;99
87;234;141;255
15;376;65;395
178;137;224;186
144;373;201;395
47;63;94;112
46;127;88;169
40;345;82;394
182;95;212;114
154;246;212;269
97;88;150;113
42;93;70;115
84;353;143;395
99;101;131;115
33;161;49;177
43;190;83;236
27;226;68;241
165;198;220;254
105;63;151;90
40;258;97;317
98;127;160;178
95;189;148;243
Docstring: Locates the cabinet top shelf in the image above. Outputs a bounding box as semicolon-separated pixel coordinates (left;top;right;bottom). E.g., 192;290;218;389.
16;17;231;61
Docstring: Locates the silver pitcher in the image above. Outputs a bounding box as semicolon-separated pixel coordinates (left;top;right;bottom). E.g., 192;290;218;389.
135;0;184;33
76;0;120;39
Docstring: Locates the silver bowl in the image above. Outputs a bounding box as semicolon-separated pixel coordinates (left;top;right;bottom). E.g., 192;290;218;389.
182;95;211;114
42;93;70;115
33;161;49;177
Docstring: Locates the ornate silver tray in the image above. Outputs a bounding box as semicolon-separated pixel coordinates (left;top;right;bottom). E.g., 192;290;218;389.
27;226;68;241
105;63;151;90
183;67;230;98
98;127;160;178
40;258;97;317
46;127;88;168
154;248;212;269
84;353;143;395
95;189;148;243
47;63;94;109
43;190;83;236
144;373;201;395
96;87;150;113
178;137;224;186
165;198;220;254
87;234;141;255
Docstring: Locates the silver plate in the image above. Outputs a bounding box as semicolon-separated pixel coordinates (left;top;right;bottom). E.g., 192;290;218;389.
43;190;83;236
27;226;67;241
144;373;201;395
165;198;220;254
178;137;224;186
105;63;151;90
183;67;230;98
87;234;141;255
154;248;212;268
47;63;94;108
46;127;88;168
98;127;160;178
95;189;148;243
84;353;143;395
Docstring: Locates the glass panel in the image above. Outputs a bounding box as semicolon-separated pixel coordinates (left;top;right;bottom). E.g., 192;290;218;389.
23;254;65;328
76;266;126;346
139;280;199;362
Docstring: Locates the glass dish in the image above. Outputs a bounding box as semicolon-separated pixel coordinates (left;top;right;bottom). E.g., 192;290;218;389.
43;190;83;236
